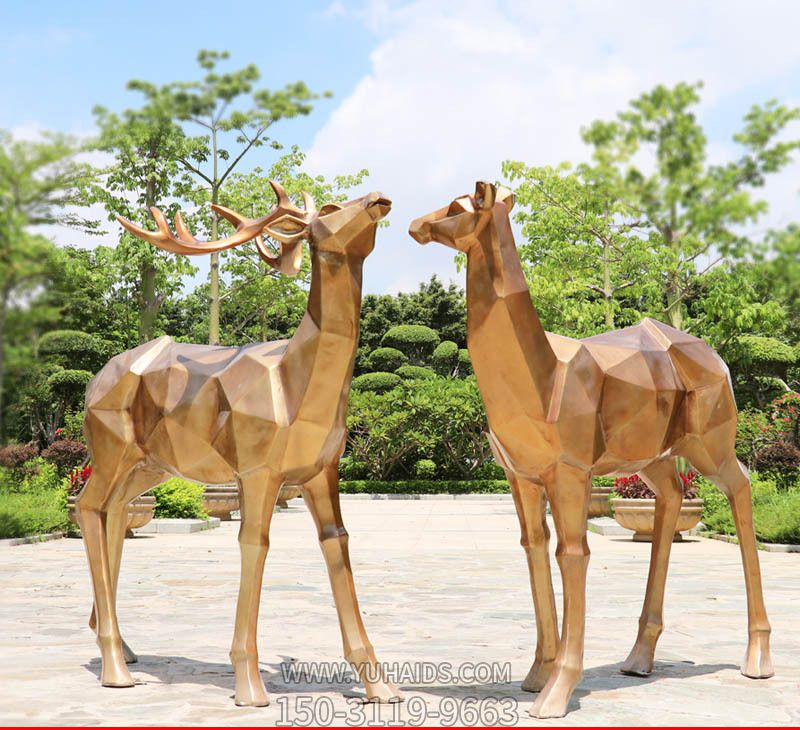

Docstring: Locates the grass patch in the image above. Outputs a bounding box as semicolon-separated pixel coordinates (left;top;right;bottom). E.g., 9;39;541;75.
698;474;800;545
0;488;70;539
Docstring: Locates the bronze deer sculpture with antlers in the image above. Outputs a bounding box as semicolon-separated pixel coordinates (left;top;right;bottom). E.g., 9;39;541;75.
409;181;773;718
76;181;400;707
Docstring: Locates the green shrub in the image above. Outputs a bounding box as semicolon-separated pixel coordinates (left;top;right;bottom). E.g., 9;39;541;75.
431;340;459;376
457;348;473;376
477;461;505;479
396;365;437;380
351;372;403;394
381;325;440;364
339;456;368;480
413;459;437;479
736;408;775;467
19;458;61;493
367;347;408;373
152;478;207;519
0;487;70;539
733;335;797;370
39;330;106;371
339;479;509;494
62;409;86;442
592;475;616;488
48;369;93;398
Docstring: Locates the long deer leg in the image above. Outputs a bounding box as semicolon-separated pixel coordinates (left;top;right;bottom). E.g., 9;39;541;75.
621;459;682;676
77;481;134;688
230;467;282;706
707;456;773;678
303;464;402;702
89;467;166;664
507;473;559;692
531;463;591;719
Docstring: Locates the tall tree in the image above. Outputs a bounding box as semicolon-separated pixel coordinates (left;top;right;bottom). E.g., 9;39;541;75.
582;82;800;330
128;49;323;344
0;132;97;438
90;96;196;343
502;161;656;335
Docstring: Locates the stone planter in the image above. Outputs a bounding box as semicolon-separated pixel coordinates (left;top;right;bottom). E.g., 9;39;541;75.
611;498;704;542
588;485;614;518
202;485;240;521
277;485;302;509
68;495;156;538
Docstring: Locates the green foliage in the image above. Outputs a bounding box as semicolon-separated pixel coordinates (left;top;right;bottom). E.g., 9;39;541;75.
351;372;403;394
754;441;800;489
592;476;616;488
381;324;440;364
367;347;408;373
413;459;437;479
39;330;106;371
431;340;459;376
396;365;437;380
62;410;85;442
47;369;93;397
476;461;505;479
732;335;796;370
338;456;367;481
19;458;61;493
0;487;70;539
339;480;509;495
152;478;207;519
698;473;800;544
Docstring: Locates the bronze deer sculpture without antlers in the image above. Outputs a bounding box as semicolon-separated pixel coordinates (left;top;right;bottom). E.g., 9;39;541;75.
76;181;400;707
409;181;773;718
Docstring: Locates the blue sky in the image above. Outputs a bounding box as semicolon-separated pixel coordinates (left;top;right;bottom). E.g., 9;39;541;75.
4;1;800;294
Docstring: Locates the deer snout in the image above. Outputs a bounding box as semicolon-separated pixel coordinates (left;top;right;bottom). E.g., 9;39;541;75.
365;192;392;220
408;216;432;243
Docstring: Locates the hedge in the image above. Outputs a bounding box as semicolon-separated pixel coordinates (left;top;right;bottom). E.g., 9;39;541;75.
0;488;70;539
734;335;796;369
39;330;106;371
431;340;459;375
339;479;509;494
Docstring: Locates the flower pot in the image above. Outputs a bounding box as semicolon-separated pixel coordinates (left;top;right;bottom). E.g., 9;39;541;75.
277;485;302;509
202;485;240;521
68;495;156;538
588;485;614;518
610;498;704;542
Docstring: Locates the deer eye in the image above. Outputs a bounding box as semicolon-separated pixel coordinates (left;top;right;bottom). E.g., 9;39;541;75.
318;203;343;216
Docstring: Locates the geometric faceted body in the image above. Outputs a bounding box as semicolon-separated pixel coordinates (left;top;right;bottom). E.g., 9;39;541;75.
77;182;400;707
410;181;773;718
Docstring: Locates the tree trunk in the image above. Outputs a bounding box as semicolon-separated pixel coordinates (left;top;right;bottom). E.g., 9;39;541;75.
139;264;158;344
208;129;221;346
602;240;614;329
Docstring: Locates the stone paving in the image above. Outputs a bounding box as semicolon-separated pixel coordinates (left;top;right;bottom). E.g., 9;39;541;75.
1;497;798;726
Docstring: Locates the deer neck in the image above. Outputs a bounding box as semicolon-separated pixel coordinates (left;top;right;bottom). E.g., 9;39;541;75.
465;207;557;418
280;243;364;422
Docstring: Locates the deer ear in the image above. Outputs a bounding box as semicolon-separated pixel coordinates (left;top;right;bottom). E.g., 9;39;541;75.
496;186;516;213
262;213;309;244
474;181;496;210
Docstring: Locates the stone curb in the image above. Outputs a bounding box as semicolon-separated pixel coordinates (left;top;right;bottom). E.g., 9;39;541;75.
338;493;513;500
588;516;706;538
0;531;65;547
708;532;800;553
134;517;221;534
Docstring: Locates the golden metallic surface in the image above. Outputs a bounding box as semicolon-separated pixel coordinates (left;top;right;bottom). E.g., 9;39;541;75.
77;183;399;706
410;181;773;718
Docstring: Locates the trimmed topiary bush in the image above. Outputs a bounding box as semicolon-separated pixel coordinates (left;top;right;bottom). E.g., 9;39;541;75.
152;478;207;519
734;335;797;371
396;365;437;380
413;459;437;479
0;443;39;471
351;372;403;394
367;347;408;373
431;340;459;376
381;325;440;364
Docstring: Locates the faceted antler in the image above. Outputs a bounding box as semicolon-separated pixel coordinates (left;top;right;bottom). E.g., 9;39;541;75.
115;179;316;276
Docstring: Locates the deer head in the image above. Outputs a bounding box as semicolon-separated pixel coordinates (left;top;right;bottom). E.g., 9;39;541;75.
116;180;317;276
408;181;515;252
262;191;391;259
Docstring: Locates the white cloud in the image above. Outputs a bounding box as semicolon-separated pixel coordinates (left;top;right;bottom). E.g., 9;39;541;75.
306;0;800;294
324;1;347;19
